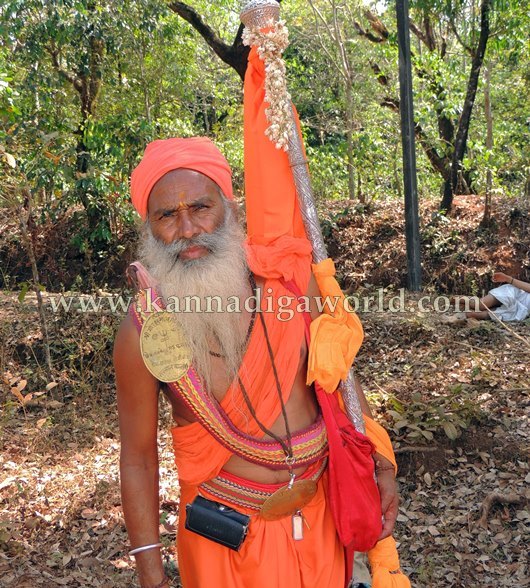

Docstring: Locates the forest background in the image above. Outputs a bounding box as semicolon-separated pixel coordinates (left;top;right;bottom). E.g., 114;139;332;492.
0;0;529;587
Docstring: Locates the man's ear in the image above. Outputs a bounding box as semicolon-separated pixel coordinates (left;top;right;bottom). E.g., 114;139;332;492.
227;199;245;223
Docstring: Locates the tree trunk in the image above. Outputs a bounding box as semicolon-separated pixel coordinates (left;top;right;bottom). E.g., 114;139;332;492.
441;0;492;211
169;2;251;80
75;35;105;230
345;83;356;201
482;61;493;226
18;191;53;383
358;174;365;204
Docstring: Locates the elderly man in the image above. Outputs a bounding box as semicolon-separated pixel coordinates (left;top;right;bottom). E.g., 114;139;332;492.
114;48;404;588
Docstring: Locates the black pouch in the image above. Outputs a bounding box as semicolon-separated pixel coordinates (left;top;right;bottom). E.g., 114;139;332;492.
185;495;250;551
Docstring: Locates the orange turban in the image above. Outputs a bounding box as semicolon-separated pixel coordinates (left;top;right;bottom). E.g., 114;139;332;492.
130;137;234;219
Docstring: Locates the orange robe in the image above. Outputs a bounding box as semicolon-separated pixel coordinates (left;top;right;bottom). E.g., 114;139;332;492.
174;255;345;588
174;47;345;587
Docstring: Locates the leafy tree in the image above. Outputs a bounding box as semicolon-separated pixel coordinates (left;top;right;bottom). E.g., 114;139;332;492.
352;0;495;211
1;0;527;269
2;0;123;246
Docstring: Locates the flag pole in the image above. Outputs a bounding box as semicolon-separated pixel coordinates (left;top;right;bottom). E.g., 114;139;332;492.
240;0;365;433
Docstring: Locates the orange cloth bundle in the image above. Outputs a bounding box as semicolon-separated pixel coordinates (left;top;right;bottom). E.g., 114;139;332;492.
307;258;364;392
368;537;411;588
130;136;234;219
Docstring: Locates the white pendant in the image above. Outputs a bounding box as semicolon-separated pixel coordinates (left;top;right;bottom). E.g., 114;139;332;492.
292;511;304;540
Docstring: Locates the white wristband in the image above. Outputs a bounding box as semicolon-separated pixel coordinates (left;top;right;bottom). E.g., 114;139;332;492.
129;542;163;556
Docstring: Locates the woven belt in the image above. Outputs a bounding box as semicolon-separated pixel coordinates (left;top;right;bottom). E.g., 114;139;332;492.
199;458;328;512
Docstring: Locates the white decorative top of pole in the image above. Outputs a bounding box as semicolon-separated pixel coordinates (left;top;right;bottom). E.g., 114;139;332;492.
241;0;291;151
240;0;280;28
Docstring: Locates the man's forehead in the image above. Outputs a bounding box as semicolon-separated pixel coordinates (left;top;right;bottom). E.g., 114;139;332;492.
148;169;223;208
153;168;221;192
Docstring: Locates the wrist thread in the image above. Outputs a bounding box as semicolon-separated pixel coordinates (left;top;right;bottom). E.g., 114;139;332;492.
143;576;170;588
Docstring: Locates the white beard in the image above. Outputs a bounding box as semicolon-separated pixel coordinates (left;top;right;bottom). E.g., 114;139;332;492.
138;204;249;390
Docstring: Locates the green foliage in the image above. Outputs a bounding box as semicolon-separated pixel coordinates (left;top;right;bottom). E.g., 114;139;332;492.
385;387;482;442
320;206;352;239
421;215;463;258
1;0;528;259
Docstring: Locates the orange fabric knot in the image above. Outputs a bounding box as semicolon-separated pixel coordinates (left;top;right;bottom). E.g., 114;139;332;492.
245;235;312;284
369;537;411;588
307;258;364;392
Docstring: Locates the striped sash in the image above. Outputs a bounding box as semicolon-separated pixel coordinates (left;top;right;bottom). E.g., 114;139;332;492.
130;287;328;470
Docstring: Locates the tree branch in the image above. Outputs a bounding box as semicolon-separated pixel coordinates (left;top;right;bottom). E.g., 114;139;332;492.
409;21;428;47
331;0;352;80
423;14;436;52
409;17;438;53
449;18;475;58
308;0;349;83
169;1;249;80
370;62;389;86
353;21;386;44
477;492;527;529
87;36;105;116
363;9;389;40
46;43;83;92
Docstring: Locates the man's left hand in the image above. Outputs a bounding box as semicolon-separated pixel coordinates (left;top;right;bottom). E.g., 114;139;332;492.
375;455;399;540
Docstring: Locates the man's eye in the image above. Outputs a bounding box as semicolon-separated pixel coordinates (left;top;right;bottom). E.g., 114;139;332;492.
192;204;208;212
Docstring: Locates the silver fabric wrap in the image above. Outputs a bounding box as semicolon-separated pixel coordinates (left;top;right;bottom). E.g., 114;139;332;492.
241;0;365;434
341;372;365;433
287;108;327;264
240;1;280;28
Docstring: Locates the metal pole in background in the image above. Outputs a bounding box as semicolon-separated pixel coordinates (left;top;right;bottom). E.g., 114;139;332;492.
396;0;422;291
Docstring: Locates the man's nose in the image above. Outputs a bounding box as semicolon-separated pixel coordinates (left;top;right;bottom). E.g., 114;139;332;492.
175;210;199;240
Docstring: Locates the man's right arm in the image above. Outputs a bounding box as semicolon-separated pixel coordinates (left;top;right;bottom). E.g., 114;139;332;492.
114;315;168;588
493;272;530;294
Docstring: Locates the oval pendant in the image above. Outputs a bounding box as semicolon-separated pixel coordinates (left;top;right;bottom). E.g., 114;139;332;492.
260;480;317;521
140;312;192;382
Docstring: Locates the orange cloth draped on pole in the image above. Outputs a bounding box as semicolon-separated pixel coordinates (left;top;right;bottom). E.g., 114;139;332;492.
308;258;364;392
174;46;344;588
244;49;306;244
245;44;364;394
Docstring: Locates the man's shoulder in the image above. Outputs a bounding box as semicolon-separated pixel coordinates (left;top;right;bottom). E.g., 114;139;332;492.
114;311;160;392
113;313;141;364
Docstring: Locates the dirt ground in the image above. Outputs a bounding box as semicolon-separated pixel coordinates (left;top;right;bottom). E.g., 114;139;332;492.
1;290;528;587
1;196;529;586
